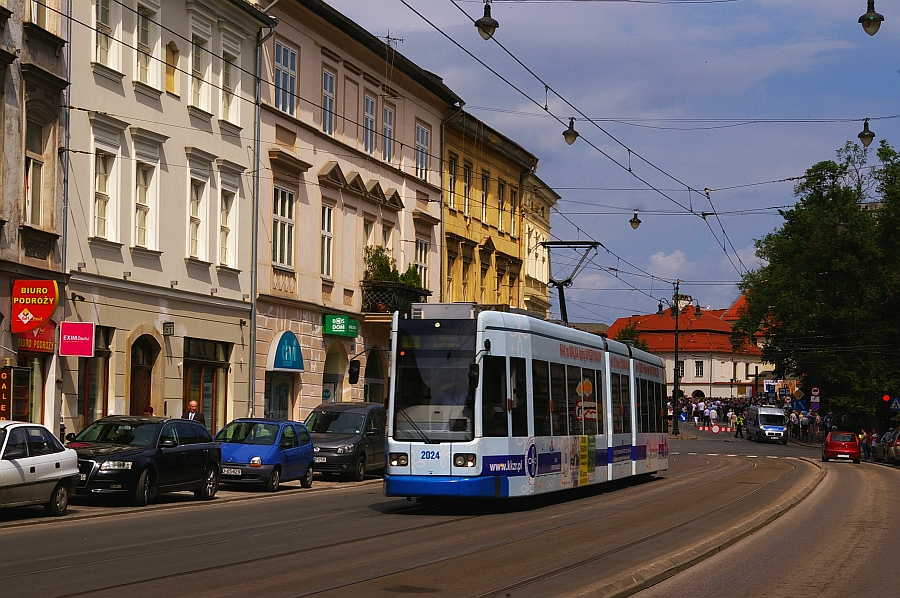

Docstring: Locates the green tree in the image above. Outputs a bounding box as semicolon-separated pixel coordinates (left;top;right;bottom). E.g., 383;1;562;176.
613;320;649;351
733;141;900;423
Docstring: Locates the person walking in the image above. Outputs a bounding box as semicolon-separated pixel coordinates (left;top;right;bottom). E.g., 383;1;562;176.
184;400;206;425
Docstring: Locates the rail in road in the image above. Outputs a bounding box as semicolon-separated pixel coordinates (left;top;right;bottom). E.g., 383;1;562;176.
1;449;822;598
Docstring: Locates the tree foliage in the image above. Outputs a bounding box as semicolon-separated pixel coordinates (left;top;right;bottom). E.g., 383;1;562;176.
732;141;900;422
613;320;649;351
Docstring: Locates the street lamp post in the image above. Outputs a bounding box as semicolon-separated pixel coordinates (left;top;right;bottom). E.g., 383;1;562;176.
658;280;701;437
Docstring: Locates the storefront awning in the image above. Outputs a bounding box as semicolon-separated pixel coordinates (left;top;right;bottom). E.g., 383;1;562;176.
266;331;304;372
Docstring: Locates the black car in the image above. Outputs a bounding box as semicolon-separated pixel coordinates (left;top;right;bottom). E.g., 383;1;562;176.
305;402;386;481
67;416;221;506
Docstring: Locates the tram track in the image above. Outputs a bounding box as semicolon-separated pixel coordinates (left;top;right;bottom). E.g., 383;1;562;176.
23;453;776;598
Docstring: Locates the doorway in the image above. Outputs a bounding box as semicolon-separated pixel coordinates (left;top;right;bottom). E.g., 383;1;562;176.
129;335;157;416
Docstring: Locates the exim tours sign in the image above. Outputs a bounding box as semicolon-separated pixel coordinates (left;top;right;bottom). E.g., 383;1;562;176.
11;280;59;333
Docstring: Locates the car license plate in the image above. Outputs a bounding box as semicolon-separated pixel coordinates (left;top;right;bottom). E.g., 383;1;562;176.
314;456;326;463
838;454;849;458
222;467;242;476
79;473;86;481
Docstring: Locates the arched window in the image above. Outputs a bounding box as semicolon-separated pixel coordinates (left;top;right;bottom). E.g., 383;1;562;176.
165;42;179;94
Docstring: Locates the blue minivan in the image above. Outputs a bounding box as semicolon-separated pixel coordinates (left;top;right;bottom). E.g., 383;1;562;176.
216;419;314;491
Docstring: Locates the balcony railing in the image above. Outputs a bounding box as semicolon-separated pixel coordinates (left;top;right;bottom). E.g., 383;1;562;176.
361;280;431;314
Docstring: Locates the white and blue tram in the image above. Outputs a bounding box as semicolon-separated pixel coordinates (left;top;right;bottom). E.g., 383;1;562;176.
384;304;668;499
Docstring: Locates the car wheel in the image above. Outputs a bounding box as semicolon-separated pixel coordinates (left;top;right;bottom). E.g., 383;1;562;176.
351;456;366;482
265;467;281;492
133;469;152;507
782;440;788;445
44;482;69;517
853;459;860;464
195;467;219;500
300;464;314;488
822;456;829;462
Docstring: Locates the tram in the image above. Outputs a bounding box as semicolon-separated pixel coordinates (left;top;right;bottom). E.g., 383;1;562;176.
383;303;668;499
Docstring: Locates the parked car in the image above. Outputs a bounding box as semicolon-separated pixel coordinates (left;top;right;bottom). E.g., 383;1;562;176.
215;419;314;491
873;431;894;462
0;422;78;516
886;430;900;465
305;402;386;481
821;430;861;463
67;416;221;506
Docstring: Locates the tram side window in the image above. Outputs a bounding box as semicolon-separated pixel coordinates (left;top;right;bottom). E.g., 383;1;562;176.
656;382;664;433
533;360;551;436
482;355;508;437
510;357;528;437
567;366;583;436
647;380;655;433
638;378;647;433
550;363;567;435
621;375;632;434
595;370;604;434
582;368;598;436
611;373;623;434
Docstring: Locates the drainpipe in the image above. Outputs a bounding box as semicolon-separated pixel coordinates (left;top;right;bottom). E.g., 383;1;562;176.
249;10;278;417
439;102;464;302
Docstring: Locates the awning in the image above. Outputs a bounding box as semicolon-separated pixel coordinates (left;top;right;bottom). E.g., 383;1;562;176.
266;330;304;372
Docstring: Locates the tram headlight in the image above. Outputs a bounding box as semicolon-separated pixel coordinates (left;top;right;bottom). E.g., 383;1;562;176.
389;452;408;466
454;453;476;467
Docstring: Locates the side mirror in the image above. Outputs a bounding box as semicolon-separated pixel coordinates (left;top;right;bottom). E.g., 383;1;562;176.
2;447;28;460
348;360;360;385
468;363;480;391
159;438;177;449
365;428;379;437
65;433;76;443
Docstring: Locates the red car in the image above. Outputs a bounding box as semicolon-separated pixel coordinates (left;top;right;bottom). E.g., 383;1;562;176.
822;431;861;463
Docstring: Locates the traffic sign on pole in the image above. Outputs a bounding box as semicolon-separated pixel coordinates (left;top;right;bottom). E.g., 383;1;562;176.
811;387;820;397
890;398;900;412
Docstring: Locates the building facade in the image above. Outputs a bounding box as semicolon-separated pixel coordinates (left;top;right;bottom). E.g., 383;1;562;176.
62;0;273;434
253;0;462;421
0;1;69;431
520;174;557;318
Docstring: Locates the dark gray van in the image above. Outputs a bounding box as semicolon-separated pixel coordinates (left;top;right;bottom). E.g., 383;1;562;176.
305;402;386;481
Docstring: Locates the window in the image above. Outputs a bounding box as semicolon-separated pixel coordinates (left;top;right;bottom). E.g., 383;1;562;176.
219;191;234;266
320;204;334;278
191;36;207;109
96;0;112;66
448;155;457;210
481;173;488;222
567;366;583;435
382;104;394;162
135;163;152;247
363;220;374;247
165;42;179;94
322;69;335;136
415;238;428;283
463;163;471;216
78;327;113;430
482;356;508;437
272;186;294;267
94;151;112;238
382;223;392;249
550;363;567;435
677;360;685;380
31;0;49;30
695;360;704;378
497;181;505;232
415;123;430;181
221;53;236;122
136;8;152;84
183;338;231;432
509;189;517;237
364;94;376;156
533;360;551;436
24;121;44;227
189;180;204;259
274;41;296;116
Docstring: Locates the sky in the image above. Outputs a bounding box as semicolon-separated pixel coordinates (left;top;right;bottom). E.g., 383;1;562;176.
325;0;900;324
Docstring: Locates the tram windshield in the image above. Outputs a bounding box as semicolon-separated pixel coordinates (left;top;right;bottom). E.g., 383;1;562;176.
393;319;476;443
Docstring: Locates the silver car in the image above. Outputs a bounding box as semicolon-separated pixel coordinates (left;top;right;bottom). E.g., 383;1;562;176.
0;421;79;516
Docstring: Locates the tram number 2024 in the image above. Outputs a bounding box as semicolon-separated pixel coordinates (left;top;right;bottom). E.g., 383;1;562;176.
420;450;440;460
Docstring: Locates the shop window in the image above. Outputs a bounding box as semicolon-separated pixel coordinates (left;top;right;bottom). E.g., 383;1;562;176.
264;372;292;420
12;357;45;423
183;338;231;432
77;326;113;431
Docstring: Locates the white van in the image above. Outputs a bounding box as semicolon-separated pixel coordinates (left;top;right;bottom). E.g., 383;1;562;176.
745;405;788;444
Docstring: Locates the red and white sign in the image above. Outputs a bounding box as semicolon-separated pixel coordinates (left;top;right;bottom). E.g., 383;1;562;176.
58;322;95;357
811;387;820;396
10;280;59;333
17;320;56;353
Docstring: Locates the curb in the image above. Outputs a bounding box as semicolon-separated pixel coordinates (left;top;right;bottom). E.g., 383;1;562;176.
574;457;826;597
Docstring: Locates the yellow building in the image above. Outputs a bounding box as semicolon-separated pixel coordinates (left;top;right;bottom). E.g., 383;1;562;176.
442;112;556;316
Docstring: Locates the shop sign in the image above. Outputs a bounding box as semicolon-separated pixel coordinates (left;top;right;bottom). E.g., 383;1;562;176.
0;368;10;420
11;280;59;333
59;322;95;357
17;320;56;353
267;331;304;372
323;315;358;338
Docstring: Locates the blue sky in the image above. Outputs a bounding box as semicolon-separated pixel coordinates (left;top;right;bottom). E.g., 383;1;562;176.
326;0;900;323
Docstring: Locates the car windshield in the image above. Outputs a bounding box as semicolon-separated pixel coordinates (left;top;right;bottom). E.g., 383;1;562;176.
759;414;786;426
215;422;280;445
305;411;365;435
831;433;856;443
74;421;160;446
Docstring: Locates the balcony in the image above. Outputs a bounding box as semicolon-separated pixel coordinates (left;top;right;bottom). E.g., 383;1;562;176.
361;280;431;315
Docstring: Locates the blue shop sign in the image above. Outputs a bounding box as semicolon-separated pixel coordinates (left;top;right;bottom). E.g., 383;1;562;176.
267;331;304;372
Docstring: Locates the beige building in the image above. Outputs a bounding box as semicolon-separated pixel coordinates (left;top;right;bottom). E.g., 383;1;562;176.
521;174;557;318
62;0;273;433
0;1;69;431
252;0;462;420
